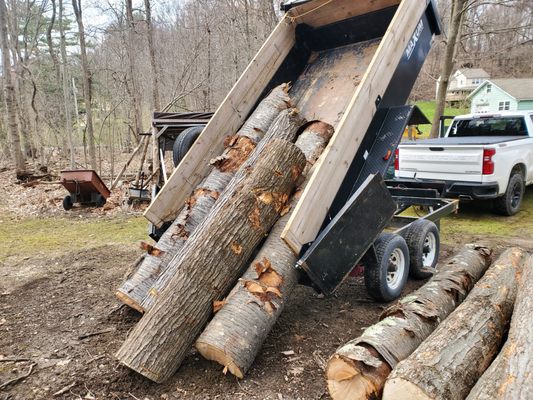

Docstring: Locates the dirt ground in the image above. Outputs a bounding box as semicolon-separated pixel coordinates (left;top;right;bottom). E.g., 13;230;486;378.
1;169;532;400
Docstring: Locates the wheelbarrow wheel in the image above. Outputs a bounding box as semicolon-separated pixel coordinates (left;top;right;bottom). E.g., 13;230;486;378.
63;195;73;211
173;126;203;167
364;233;409;302
402;219;440;279
96;194;106;207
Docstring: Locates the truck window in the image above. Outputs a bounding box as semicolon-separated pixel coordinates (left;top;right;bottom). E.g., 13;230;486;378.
448;117;528;137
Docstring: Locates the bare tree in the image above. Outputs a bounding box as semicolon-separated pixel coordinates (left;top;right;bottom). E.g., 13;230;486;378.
72;0;96;169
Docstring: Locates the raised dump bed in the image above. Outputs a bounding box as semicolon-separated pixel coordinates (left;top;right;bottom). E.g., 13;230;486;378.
146;0;441;254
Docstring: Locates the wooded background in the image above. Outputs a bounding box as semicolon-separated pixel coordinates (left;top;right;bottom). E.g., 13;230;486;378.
0;0;532;177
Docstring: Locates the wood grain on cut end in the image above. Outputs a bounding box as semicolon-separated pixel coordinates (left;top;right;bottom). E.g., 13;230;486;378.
115;291;144;313
383;378;433;400
195;341;244;379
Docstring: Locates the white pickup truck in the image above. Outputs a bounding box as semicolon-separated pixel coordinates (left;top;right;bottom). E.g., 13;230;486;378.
395;111;533;215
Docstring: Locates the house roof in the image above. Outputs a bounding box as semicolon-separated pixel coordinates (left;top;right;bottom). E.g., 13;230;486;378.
468;78;533;100
457;68;490;79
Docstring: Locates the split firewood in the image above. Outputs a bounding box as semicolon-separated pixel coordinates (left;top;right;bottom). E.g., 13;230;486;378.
195;121;334;378
382;247;527;400
115;138;307;383
139;107;306;312
115;83;292;312
326;245;493;400
466;254;532;400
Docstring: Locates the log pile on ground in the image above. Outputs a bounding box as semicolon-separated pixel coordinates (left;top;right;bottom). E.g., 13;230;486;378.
196;121;334;378
466;254;533;400
382;247;528;400
326;245;493;400
115;83;292;312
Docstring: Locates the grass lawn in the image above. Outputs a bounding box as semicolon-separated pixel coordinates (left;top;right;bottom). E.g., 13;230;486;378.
412;101;469;138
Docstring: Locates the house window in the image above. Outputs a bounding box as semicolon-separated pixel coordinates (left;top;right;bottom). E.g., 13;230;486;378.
486;84;492;93
498;101;510;111
473;79;480;85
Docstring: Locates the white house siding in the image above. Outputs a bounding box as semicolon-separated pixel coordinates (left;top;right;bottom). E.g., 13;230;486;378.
470;85;518;113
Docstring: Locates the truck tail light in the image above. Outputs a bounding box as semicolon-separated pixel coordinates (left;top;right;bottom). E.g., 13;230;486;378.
394;149;400;171
482;148;496;175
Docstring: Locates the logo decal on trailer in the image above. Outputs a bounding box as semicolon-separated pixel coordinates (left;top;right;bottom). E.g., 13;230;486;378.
405;19;424;60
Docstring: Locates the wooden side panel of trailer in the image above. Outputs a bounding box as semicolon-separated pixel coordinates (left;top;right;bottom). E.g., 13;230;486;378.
144;16;297;226
281;0;430;253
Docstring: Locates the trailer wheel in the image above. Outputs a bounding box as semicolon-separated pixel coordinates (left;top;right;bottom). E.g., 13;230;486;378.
403;219;440;279
62;195;73;211
173;126;203;167
96;194;106;207
364;233;409;302
494;173;524;216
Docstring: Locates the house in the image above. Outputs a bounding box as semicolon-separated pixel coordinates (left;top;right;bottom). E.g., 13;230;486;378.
442;68;490;105
468;78;533;113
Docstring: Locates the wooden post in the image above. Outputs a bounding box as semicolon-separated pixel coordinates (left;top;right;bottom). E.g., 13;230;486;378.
466;254;533;400
382;248;527;400
115;84;294;312
115;139;307;383
196;121;334;378
326;245;493;400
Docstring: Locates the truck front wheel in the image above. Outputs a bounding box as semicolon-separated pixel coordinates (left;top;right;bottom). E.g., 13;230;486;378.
494;173;524;216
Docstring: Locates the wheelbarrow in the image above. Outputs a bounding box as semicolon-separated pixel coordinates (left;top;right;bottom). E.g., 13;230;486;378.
60;169;111;210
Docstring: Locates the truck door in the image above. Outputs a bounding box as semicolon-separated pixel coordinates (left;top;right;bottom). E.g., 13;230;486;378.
529;115;533;182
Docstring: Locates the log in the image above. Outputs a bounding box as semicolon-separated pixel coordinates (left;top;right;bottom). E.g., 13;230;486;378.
139;108;306;312
196;121;334;378
115;83;292;312
466;254;533;400
326;245;493;400
382;247;528;400
115;138;307;383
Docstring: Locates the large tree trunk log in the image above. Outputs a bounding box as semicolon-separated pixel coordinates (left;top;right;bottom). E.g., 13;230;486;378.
115;84;292;312
326;245;493;400
115;138;307;383
466;254;533;400
196;121;334;378
139;108;305;312
382;248;527;400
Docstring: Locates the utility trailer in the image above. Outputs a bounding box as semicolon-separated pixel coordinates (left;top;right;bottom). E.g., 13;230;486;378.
145;0;455;300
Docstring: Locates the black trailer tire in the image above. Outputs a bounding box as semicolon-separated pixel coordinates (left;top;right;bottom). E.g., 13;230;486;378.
364;233;410;302
96;194;106;207
62;195;73;211
173;126;203;167
402;219;440;279
493;173;524;216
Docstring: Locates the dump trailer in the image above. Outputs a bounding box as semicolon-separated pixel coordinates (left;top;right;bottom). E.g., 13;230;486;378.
144;0;446;296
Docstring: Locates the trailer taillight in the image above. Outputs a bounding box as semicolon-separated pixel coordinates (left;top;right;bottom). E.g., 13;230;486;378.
482;148;496;175
394;149;400;171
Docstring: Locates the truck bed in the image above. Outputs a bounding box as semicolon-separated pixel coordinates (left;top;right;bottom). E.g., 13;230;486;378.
402;136;528;146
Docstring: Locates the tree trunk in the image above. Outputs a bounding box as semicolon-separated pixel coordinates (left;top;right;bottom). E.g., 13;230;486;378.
195;121;334;378
72;0;96;170
429;0;467;138
115;139;307;383
125;0;143;139
116;84;292;312
144;0;160;111
383;248;527;400
59;0;75;169
0;0;25;178
466;254;533;400
326;245;493;400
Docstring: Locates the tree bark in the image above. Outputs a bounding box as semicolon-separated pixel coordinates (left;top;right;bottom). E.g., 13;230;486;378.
116;84;292;312
383;248;528;400
115;139;307;383
0;0;26;178
195;121;334;378
125;0;143;139
144;0;160;111
430;0;467;138
466;254;533;400
72;0;97;169
326;245;493;400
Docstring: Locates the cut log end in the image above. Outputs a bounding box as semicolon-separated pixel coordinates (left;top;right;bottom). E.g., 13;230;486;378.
383;378;433;400
115;291;144;313
327;356;376;400
195;341;244;379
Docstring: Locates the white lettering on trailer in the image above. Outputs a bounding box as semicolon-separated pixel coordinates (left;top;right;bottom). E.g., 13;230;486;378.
405;20;424;60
